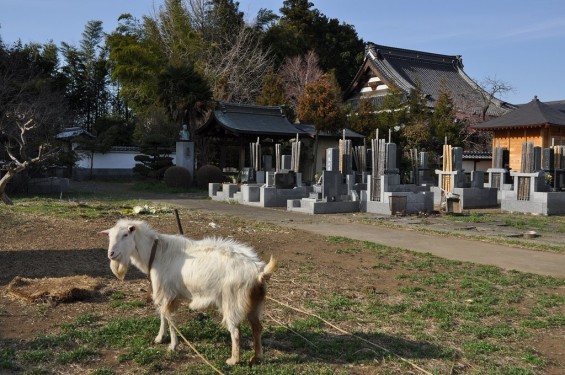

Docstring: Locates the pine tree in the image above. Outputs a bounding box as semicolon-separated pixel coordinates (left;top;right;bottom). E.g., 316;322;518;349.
431;83;459;151
403;83;431;150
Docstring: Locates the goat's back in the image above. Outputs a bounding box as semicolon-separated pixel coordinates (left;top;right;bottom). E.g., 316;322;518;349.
155;234;265;297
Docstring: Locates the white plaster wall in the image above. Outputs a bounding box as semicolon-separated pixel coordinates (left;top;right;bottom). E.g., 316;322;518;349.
462;160;491;173
76;151;176;169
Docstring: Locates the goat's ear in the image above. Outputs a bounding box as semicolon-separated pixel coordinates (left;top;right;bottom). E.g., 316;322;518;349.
98;229;110;236
128;225;136;233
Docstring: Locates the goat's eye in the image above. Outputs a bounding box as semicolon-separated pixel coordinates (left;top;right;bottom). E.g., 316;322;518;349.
123;233;128;238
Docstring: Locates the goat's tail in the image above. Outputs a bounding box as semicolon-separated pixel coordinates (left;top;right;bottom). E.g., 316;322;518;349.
258;255;277;284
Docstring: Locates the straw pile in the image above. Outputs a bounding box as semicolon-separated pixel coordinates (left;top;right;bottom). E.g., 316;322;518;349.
7;275;102;304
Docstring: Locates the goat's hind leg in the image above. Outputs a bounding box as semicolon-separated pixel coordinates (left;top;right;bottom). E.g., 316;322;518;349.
248;311;263;365
225;322;241;366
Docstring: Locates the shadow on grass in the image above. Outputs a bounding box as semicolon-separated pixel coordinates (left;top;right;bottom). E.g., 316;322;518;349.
263;329;453;365
0;248;145;286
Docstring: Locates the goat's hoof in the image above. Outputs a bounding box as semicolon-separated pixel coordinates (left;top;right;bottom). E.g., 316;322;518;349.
249;356;262;365
154;336;165;344
167;344;178;352
226;357;239;366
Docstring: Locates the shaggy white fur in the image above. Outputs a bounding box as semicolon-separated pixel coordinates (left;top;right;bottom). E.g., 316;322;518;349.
100;219;277;365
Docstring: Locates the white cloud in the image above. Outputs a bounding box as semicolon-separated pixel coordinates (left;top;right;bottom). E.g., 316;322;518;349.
497;17;565;41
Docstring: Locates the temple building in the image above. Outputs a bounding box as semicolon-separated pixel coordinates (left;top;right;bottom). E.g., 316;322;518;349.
343;42;515;117
472;97;565;171
196;102;363;181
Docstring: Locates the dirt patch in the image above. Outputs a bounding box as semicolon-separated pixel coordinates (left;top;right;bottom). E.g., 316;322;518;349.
0;200;563;374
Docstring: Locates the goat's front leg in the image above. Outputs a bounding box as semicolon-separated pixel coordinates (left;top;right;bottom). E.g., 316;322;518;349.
154;313;167;344
159;302;179;352
167;316;179;351
225;324;240;365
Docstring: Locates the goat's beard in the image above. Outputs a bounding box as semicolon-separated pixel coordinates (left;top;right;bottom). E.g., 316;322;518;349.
110;259;128;281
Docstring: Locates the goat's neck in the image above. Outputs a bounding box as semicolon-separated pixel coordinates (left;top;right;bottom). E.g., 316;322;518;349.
131;232;158;275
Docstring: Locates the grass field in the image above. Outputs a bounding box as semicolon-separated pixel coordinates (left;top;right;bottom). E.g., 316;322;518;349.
0;195;564;374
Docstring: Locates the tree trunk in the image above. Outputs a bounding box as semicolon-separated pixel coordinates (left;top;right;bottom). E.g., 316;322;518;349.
0;191;13;205
0;171;15;205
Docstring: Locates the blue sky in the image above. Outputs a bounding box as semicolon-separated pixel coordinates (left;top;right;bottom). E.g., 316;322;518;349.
1;0;563;105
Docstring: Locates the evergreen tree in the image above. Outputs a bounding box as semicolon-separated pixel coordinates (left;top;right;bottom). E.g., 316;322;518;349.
431;84;459;151
256;70;286;106
403;83;431;151
201;0;245;46
106;14;166;114
256;70;295;121
297;72;345;177
346;98;379;137
376;82;408;143
406;82;429;124
157;63;212;138
153;0;204;66
264;0;364;91
61;20;110;131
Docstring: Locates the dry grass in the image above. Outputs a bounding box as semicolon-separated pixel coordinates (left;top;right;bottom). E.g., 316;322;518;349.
7;275;102;305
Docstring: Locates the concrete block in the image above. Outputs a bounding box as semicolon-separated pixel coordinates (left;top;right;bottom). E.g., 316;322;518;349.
453;187;498;209
224;184;240;198
241;185;260;203
209;183;221;197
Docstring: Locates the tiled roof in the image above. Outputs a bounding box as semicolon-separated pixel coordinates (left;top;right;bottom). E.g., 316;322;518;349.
197;102;306;137
55;127;95;140
293;123;365;139
463;151;492;160
345;43;514;117
545;100;565;114
472;97;565;130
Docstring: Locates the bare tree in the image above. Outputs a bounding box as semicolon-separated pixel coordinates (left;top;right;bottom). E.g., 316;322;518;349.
203;25;274;103
279;50;323;113
0;92;67;204
476;76;514;121
0;47;68;205
457;76;514;151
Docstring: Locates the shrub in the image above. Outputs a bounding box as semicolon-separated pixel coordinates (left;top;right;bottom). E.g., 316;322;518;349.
196;165;223;189
163;166;192;188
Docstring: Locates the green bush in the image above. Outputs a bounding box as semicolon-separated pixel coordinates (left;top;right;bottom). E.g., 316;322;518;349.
163;166;192;188
195;165;223;188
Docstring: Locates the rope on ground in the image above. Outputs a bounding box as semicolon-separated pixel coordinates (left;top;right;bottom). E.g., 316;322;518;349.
265;312;318;348
167;318;225;375
267;296;433;375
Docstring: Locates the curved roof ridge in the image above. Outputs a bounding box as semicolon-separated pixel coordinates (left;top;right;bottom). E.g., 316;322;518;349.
366;44;414;93
218;101;286;117
473;97;565;129
367;42;462;66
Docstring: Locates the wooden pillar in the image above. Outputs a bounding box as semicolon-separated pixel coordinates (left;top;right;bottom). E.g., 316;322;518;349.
220;145;226;170
239;139;246;170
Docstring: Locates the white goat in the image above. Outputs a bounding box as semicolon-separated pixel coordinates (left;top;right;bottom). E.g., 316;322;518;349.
100;219;277;365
